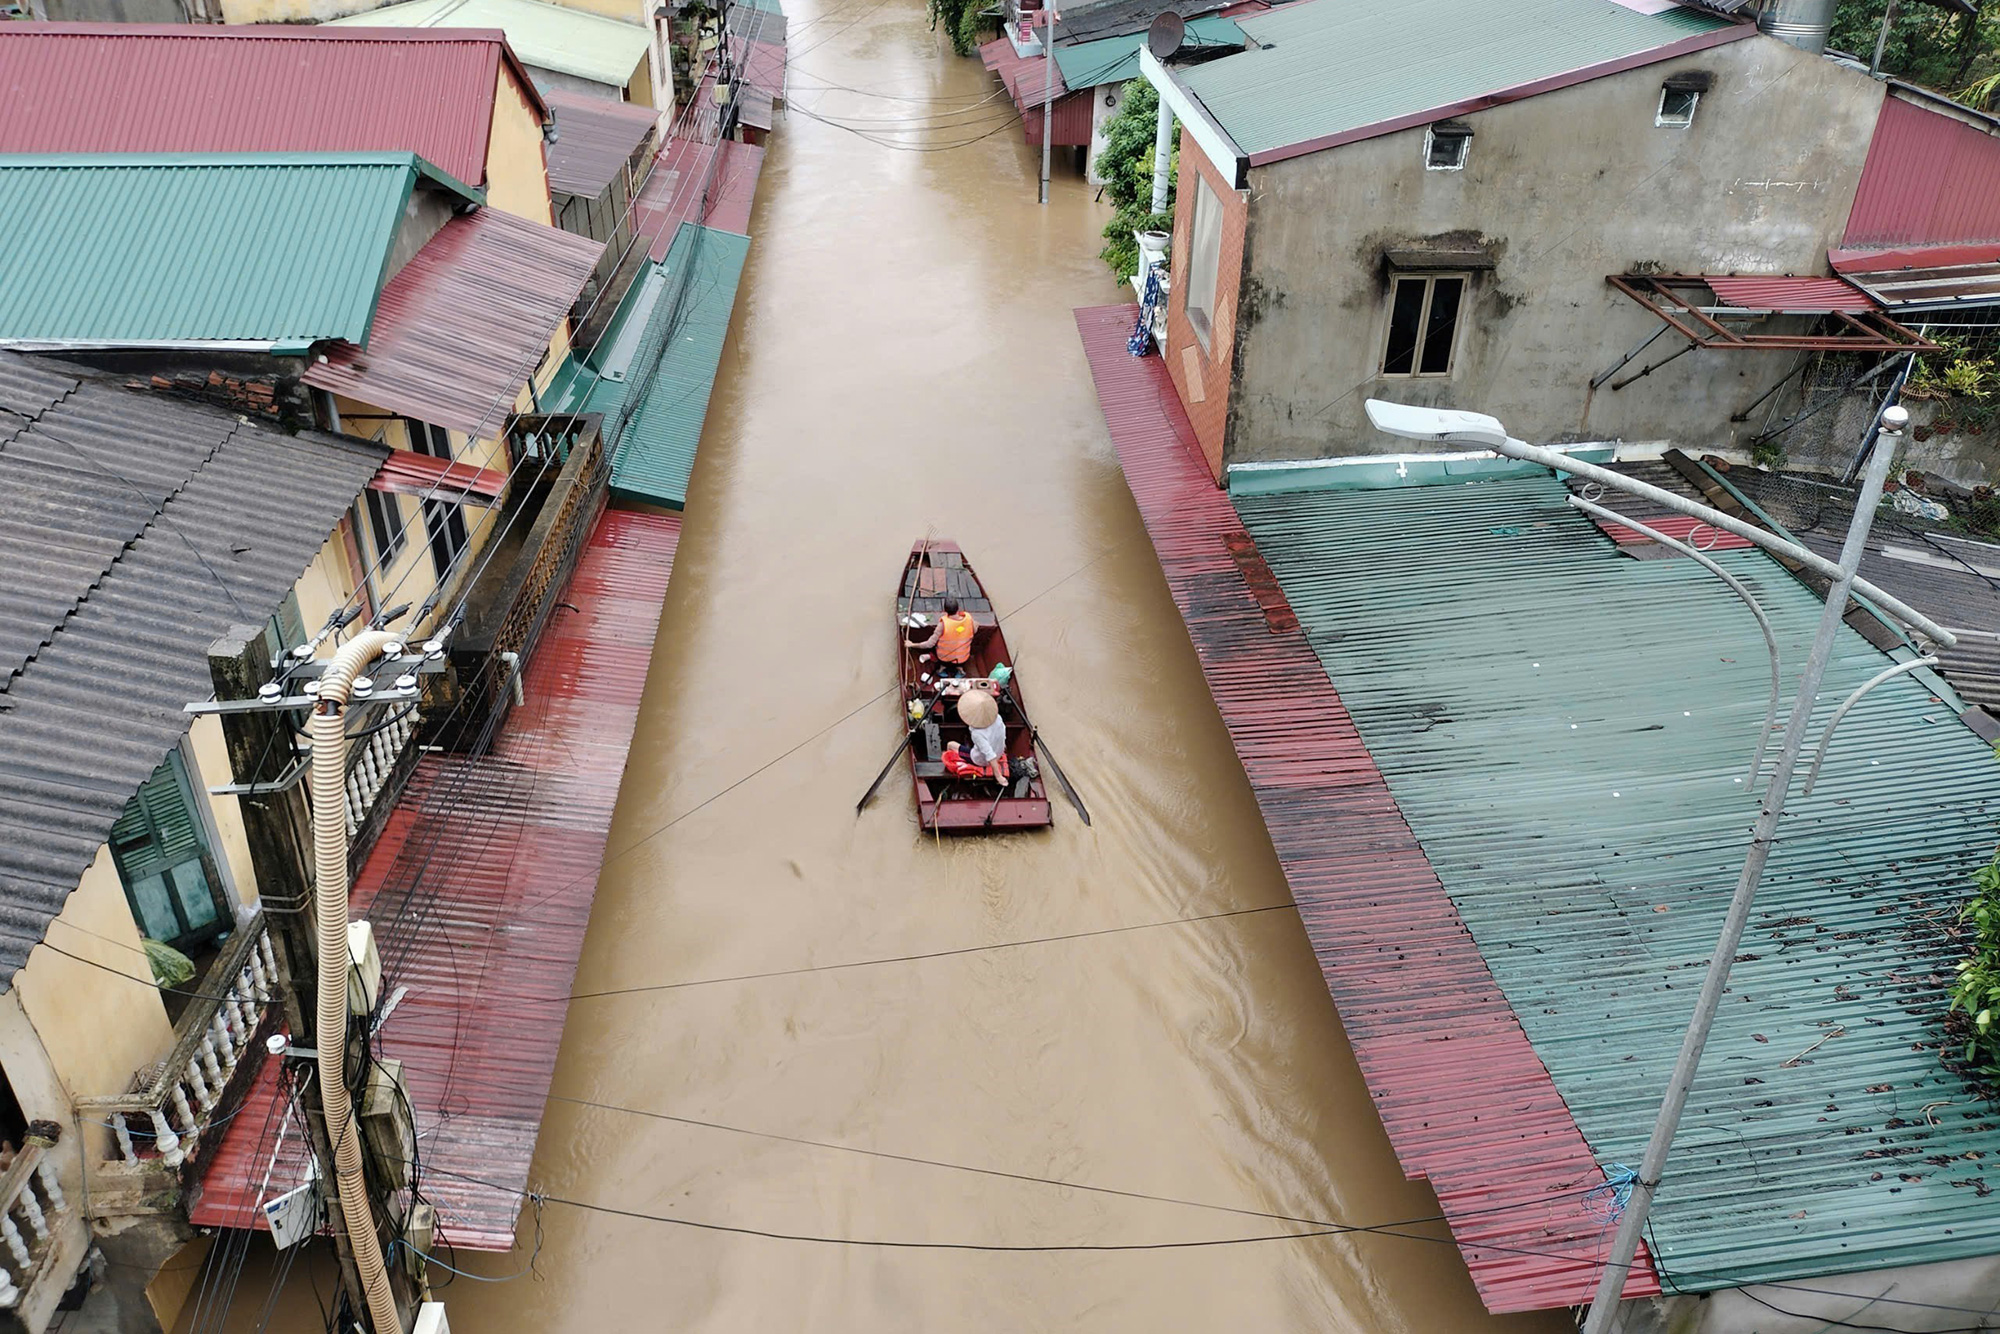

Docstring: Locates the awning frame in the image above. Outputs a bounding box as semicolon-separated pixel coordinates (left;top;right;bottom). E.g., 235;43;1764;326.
1607;274;1936;351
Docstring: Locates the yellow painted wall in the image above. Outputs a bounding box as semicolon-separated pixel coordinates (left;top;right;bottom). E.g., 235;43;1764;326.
487;65;558;226
185;526;361;911
626;56;655;108
187;716;258;910
14;847;175;1157
550;0;642;23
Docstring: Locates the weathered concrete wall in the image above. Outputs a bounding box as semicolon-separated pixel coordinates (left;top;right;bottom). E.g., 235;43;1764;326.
1228;36;1885;466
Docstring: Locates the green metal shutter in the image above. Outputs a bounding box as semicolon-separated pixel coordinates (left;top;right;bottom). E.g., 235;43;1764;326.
108;753;225;947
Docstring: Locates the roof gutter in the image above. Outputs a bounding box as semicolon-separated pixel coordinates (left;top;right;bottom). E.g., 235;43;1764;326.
1138;43;1247;189
1244;22;1755;168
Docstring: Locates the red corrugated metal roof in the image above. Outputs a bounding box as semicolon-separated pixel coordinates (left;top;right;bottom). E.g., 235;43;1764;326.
632;136;763;253
1702;274;1876;312
545;89;658;198
730;33;787;100
978;36;1088;144
0;24;548;188
1592;511;1753;550
369;448;509;505
1074;303;1659;1314
1845;95;2000;250
306;206;602;440
191;506;681;1250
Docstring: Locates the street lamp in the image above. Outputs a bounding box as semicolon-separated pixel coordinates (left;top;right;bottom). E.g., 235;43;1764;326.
1364;397;1921;1333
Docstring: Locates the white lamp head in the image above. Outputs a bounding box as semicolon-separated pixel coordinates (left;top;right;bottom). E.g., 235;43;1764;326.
1365;399;1510;448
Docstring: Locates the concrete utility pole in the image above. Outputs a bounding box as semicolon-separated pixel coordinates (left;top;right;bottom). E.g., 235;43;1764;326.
206;628;371;1328
1038;0;1057;205
1576;407;1910;1334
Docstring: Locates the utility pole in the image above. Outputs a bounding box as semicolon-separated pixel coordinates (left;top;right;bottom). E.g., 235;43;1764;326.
1576;406;1910;1334
207;627;371;1328
1038;0;1057;204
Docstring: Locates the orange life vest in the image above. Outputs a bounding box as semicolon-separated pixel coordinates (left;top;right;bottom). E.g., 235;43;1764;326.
936;611;976;663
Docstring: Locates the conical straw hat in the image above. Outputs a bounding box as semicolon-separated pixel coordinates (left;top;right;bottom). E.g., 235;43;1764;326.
956;689;999;729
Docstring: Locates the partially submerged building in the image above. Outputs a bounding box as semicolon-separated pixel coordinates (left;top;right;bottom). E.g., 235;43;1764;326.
1079;302;2000;1330
1130;0;1998;477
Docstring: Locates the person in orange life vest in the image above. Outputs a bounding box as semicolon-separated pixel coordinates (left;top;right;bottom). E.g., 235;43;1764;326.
911;597;977;675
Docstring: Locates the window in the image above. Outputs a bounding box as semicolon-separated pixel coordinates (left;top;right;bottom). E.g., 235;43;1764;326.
1657;85;1699;127
1657;72;1709;128
109;752;228;950
404;419;470;583
1184;176;1224;351
1381;274;1466;377
1424;122;1471;171
363;487;407;566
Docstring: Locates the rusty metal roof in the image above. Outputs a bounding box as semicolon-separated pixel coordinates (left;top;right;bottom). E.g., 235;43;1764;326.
544;89;657;198
305;206;602;440
0;24;545;188
370;448;508;505
1702;274;1877;312
1846;94;2000;251
0;350;385;981
1074;304;1658;1313
192;506;681;1249
1234;471;2000;1294
1832;243;2000;310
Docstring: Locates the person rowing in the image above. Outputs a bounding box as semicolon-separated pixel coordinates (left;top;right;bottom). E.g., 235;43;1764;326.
909;596;976;676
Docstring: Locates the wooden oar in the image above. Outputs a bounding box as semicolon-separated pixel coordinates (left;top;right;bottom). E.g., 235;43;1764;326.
856;731;914;813
1031;727;1091;827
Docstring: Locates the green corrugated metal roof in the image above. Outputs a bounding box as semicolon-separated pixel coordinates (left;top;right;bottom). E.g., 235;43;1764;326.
606;223;749;510
328;0;652;87
0;152;478;348
1237;474;2000;1291
1179;0;1735;158
1054;15;1242;90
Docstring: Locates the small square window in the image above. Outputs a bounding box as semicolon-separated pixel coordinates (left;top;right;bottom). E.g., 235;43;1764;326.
1424;124;1471;171
1657;86;1699;127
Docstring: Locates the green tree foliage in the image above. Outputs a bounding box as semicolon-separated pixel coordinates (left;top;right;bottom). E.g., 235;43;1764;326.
1830;0;2000;103
1950;848;2000;1074
1097;80;1179;279
928;0;986;57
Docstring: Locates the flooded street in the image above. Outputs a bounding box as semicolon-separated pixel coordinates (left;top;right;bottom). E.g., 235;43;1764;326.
188;4;1571;1329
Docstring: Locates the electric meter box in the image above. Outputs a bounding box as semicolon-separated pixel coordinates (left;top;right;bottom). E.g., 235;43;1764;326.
347;919;381;1016
413;1303;450;1334
359;1057;413;1191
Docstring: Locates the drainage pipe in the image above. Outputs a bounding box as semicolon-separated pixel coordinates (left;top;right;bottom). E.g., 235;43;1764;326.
310;629;403;1334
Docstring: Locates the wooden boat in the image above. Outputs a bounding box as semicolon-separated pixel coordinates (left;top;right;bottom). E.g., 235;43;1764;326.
896;541;1053;833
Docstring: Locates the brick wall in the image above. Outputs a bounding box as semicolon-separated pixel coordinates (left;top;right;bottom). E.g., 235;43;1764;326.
1161;126;1248;484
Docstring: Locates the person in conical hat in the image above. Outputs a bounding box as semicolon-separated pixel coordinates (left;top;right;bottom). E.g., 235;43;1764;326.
956;686;1008;783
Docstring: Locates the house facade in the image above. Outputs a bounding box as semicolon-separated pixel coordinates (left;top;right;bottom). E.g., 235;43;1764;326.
1137;0;1966;481
0;349;392;1332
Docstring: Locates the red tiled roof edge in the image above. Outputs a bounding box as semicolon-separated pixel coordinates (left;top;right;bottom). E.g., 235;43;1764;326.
1073;303;1660;1314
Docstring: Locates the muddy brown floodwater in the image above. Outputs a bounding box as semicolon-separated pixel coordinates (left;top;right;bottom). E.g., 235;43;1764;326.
181;4;1580;1330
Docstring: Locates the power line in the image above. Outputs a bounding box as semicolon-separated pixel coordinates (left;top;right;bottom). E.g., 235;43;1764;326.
531;902;1299;1001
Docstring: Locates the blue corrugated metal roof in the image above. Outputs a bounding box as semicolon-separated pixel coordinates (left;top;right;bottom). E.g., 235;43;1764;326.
0;152;478;349
1236;474;2000;1290
1179;0;1739;160
1053;14;1243;90
606;223;749;511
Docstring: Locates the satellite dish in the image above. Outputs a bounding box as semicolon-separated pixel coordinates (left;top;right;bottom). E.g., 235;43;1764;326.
1147;11;1185;59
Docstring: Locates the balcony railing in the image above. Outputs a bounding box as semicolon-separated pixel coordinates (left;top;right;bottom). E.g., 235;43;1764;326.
342;703;421;866
0;1134;76;1323
424;415;609;750
77;918;277;1173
